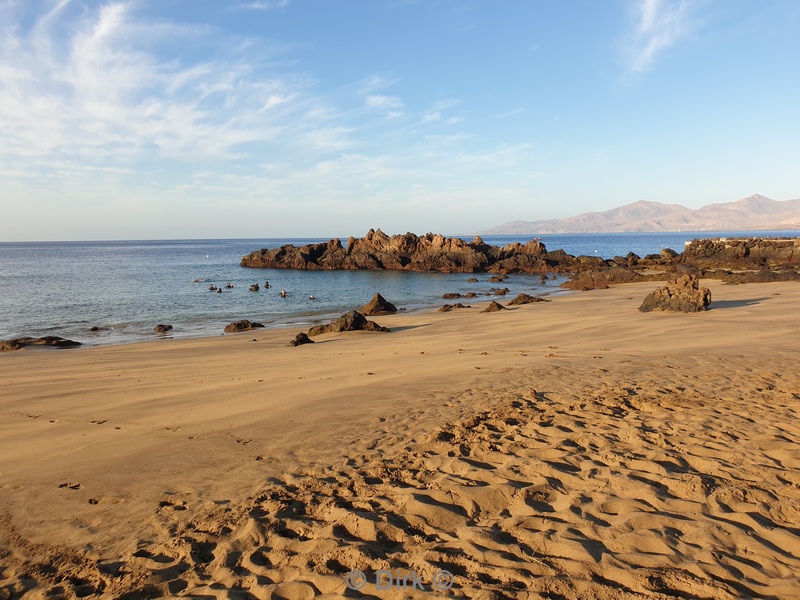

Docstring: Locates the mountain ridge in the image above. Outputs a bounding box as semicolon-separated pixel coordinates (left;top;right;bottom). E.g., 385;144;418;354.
481;194;800;234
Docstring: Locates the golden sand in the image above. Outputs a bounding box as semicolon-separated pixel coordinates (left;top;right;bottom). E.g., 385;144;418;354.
1;280;800;598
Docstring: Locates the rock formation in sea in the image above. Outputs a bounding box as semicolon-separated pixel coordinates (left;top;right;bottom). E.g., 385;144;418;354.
439;303;471;312
240;231;800;286
639;274;712;313
153;324;173;333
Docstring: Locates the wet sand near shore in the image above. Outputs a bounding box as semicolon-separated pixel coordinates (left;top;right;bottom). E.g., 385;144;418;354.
1;281;800;599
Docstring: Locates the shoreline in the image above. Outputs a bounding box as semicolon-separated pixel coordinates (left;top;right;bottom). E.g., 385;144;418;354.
2;279;799;598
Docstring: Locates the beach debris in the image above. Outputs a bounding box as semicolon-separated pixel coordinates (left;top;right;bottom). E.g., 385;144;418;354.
507;293;550;306
307;311;389;336
639;274;712;313
223;320;265;333
360;292;398;315
153;324;173;333
1;336;82;351
288;332;315;347
439;303;471;312
481;301;506;313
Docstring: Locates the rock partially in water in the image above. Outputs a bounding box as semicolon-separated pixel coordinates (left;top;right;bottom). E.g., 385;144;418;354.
1;336;82;351
224;320;265;333
359;293;398;316
481;301;506;313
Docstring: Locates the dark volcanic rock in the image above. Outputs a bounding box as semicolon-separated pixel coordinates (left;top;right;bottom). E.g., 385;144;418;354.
224;320;265;333
492;287;510;296
360;293;398;315
465;292;477;298
241;230;557;274
153;324;173;333
561;267;648;290
443;293;462;299
1;336;82;351
679;237;800;268
639;274;712;313
307;311;390;337
507;294;550;306
288;332;314;347
439;303;471;312
466;277;478;282
481;301;506;313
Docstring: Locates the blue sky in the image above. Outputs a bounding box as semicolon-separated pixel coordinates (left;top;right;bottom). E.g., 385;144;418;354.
1;0;799;241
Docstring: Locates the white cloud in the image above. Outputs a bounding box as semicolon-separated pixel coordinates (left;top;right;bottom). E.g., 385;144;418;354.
0;1;341;171
366;95;404;109
625;0;698;72
422;112;441;123
237;0;289;10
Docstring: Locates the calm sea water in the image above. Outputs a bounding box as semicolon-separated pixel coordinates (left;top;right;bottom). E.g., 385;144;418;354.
1;231;795;347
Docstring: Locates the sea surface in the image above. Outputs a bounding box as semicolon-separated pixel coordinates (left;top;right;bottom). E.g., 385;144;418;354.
1;231;795;347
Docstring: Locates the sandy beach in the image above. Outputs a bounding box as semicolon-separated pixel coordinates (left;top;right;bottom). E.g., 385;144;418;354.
2;280;800;599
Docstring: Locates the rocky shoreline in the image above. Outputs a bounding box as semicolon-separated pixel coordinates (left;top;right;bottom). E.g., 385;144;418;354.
241;230;800;289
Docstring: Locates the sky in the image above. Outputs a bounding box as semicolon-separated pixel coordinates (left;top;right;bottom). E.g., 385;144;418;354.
1;0;799;241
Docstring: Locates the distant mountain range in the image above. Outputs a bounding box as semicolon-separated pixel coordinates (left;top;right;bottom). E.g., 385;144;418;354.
481;194;800;235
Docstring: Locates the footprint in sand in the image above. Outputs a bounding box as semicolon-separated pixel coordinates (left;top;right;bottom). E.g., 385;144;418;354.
58;482;81;490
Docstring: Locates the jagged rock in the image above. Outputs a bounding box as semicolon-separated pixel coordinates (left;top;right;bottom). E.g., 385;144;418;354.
481;301;506;313
241;230;557;274
660;248;678;261
679;237;800;268
487;275;507;282
439;303;471;312
307;311;389;336
639;274;711;313
1;336;82;351
153;324;173;333
466;277;478;282
493;287;510;296
465;292;477;298
288;332;314;347
359;293;398;315
560;267;647;290
224;320;265;333
507;294;550;306
443;293;462;299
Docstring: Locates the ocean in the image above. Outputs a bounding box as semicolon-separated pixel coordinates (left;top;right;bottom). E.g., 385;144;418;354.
1;231;795;347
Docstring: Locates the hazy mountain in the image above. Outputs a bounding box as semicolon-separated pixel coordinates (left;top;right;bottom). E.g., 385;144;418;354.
481;195;800;235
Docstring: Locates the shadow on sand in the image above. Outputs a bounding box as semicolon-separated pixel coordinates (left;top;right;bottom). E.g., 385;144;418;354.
709;297;771;310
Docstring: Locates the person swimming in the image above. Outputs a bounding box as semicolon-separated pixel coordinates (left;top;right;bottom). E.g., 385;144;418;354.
280;289;287;297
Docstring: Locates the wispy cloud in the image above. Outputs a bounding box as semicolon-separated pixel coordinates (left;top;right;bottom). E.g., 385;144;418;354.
625;0;699;72
0;1;339;171
236;0;289;10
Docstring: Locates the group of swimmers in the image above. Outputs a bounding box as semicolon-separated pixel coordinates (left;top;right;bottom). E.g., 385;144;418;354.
204;279;305;298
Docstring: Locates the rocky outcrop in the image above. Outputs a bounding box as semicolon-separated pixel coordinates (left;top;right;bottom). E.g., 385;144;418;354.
224;320;265;333
1;336;82;351
288;332;314;347
679;237;800;269
359;293;398;315
560;267;648;291
241;231;565;274
153;324;173;333
639;275;712;313
507;294;550;306
307;311;389;337
481;301;506;313
241;231;800;284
